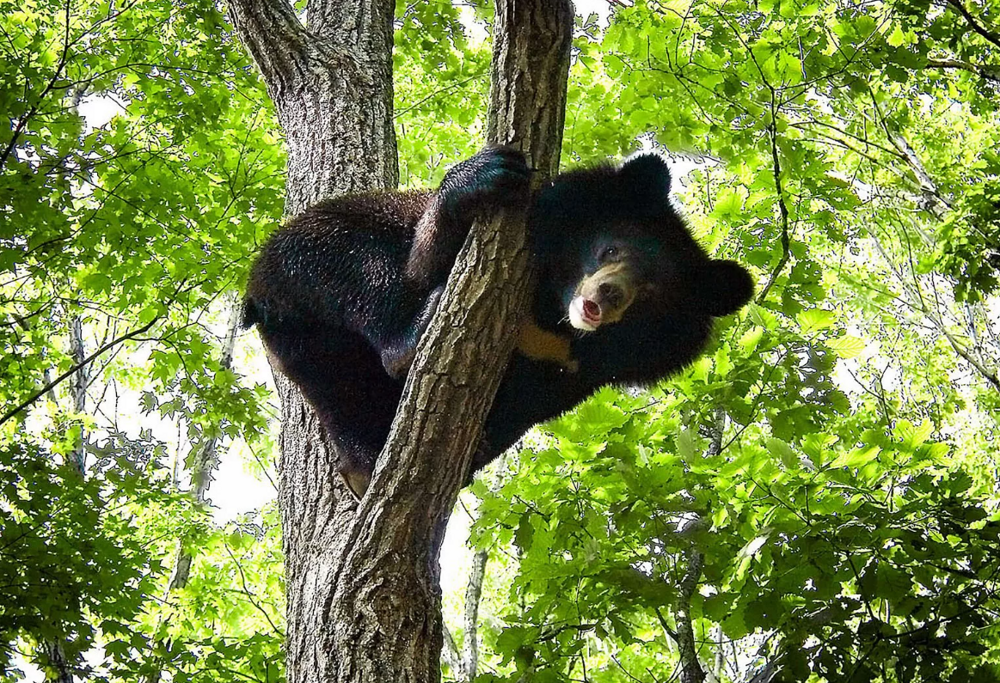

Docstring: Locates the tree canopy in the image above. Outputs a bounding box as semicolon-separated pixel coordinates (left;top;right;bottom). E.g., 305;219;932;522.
2;0;999;681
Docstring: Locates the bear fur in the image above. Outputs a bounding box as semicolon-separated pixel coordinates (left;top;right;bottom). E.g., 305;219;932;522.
243;148;753;496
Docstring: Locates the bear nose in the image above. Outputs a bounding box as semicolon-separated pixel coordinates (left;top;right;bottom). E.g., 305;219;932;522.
598;282;624;308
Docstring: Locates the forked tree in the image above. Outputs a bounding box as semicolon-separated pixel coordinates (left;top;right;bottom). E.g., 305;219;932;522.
226;0;573;680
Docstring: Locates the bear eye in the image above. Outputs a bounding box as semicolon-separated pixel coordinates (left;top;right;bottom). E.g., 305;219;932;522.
600;245;619;262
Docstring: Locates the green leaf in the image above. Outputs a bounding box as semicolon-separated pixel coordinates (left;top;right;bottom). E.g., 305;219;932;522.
82;272;114;294
514;511;535;552
830;445;881;469
796;308;835;333
766;437;798;469
887;25;906;48
895;419;933;451
747;304;779;330
676;427;697;462
827;334;865;359
739;326;765;354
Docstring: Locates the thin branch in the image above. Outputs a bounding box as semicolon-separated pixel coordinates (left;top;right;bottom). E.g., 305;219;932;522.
0;316;160;427
756;119;792;303
945;0;1000;50
0;302;55;328
871;220;1000;392
394;70;488;119
935;314;1000;391
926;57;1000;83
222;539;285;638
654;606;678;641
786;118;908;162
536;622;598;643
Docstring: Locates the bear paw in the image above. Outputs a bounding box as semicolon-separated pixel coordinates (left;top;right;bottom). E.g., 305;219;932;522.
439;146;531;219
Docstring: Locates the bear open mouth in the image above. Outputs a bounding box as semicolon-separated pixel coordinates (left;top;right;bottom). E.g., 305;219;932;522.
569;296;601;331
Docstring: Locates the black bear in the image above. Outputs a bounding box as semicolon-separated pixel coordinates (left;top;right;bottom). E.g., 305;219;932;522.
243;148;753;497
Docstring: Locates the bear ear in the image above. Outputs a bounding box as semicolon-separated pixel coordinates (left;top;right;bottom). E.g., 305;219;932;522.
693;260;755;317
618;153;672;206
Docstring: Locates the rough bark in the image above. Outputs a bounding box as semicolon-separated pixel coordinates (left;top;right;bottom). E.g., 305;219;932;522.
227;0;572;680
460;549;488;679
488;0;573;175
325;5;571;677
227;1;397;679
327;199;533;681
227;0;397;209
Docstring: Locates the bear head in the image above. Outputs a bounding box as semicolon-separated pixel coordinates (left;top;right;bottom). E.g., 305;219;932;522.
530;153;754;333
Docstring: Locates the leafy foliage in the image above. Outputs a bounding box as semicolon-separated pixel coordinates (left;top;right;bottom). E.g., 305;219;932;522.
460;0;1000;681
0;0;284;679
0;438;173;678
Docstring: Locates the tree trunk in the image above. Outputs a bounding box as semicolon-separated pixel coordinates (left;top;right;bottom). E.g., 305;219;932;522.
39;314;90;683
488;0;572;176
227;0;571;680
675;548;707;683
68;314;87;474
227;3;397;680
461;548;488;681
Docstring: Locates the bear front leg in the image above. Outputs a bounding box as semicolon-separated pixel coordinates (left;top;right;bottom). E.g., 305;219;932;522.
405;147;531;290
379;285;445;379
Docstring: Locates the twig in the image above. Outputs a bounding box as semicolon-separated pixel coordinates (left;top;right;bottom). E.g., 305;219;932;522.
0;316;160;427
756;118;791;303
946;0;1000;50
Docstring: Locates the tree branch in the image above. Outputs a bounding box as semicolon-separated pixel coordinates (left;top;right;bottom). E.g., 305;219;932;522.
926;57;1000;83
889;132;952;219
225;0;309;90
945;0;1000;50
65;313;89;475
0;316;160;428
325;4;573;680
460;549;488;679
487;0;573;176
756;119;791;303
674;546;706;683
933;307;1000;391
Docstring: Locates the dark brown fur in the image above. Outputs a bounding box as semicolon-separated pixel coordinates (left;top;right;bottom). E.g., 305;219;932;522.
244;148;753;495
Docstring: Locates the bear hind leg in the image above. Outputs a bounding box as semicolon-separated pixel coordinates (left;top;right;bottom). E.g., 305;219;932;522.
378;285;444;379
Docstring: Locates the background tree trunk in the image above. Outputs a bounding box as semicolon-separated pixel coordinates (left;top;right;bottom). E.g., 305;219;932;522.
227;0;571;680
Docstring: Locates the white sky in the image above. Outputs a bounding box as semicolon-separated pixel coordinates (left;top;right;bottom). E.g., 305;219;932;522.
574;0;615;21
